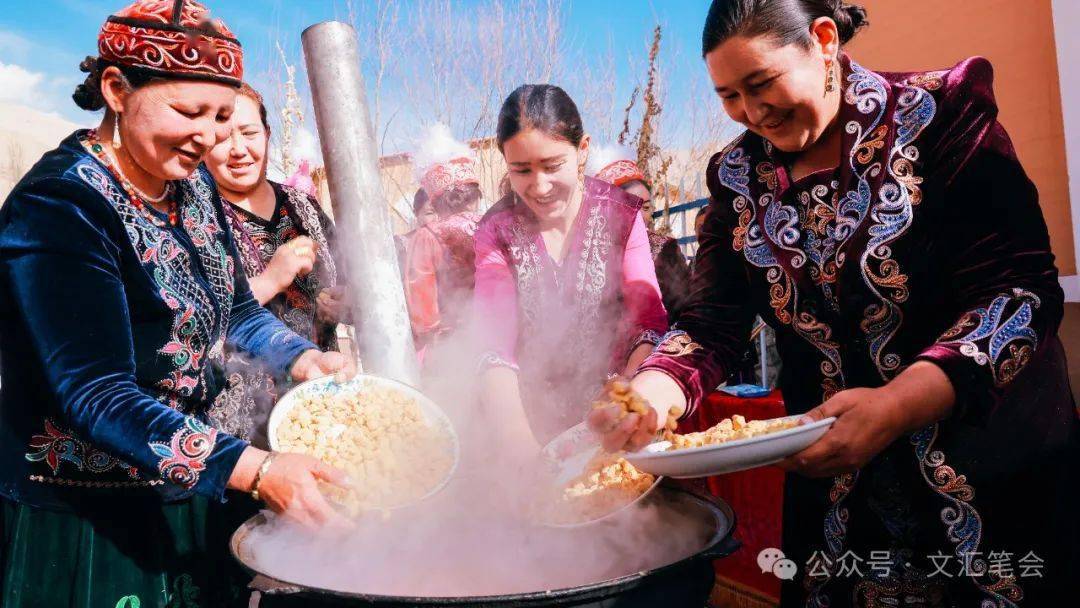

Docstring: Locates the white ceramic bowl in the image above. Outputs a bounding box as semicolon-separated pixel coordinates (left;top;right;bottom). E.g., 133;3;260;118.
268;374;460;506
624;415;836;478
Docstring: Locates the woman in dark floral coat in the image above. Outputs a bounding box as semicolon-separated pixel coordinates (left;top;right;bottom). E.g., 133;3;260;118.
593;1;1079;606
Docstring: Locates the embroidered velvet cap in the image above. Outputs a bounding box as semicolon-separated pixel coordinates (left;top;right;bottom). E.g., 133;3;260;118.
414;124;479;200
588;144;648;188
595;159;648;188
420;157;480;200
98;0;243;86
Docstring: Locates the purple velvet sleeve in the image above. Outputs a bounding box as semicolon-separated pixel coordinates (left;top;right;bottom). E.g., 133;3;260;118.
638;183;756;418
915;121;1064;420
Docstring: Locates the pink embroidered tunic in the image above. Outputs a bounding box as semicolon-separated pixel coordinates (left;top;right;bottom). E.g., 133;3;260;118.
475;177;669;441
405;211;481;349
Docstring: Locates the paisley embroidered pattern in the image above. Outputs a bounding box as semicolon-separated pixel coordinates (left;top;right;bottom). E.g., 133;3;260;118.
505;209;545;333
575;200;611;337
76;159;233;402
805;471;860;606
283;184;338;285
719;142;844;400
149;417;218;490
722;144;795;325
936;288;1041;386
907;71;946;91
25;418;139;479
856;63;938;382
634;329;664;348
654;331;703;357
911;424;1023;607
853;577;950;607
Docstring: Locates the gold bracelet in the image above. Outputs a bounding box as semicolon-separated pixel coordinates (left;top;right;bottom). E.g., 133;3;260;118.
250;451;278;502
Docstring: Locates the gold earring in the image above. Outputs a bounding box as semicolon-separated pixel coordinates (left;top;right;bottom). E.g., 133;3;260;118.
112;113;122;150
825;60;837;94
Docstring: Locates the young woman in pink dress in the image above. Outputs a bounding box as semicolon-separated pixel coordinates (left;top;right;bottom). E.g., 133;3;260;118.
474;85;669;449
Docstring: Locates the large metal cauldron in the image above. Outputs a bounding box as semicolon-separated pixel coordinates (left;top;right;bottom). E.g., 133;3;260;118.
232;485;739;608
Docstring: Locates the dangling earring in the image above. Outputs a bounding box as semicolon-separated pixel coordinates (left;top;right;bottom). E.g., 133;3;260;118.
112;113;122;150
824;59;837;95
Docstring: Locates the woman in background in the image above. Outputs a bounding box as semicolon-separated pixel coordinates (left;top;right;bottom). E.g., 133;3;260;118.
205;83;347;448
396;188;439;281
591;147;690;323
405;143;484;364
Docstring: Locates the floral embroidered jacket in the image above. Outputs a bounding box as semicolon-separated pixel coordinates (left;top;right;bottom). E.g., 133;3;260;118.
475;177;669;442
642;57;1078;605
223;181;339;349
0;132;316;511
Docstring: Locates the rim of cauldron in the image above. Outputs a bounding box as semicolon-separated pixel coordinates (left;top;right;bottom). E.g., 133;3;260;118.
232;483;739;605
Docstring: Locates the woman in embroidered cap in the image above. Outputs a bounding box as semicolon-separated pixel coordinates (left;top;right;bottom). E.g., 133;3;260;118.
404;124;484;367
204;83;347;449
590;145;691;323
474;85;670;451
0;2;354;606
591;1;1079;605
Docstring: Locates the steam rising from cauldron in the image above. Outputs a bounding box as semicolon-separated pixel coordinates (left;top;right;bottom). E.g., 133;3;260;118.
244;305;708;596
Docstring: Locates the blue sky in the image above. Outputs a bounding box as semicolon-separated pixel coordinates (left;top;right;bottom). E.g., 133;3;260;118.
0;1;722;154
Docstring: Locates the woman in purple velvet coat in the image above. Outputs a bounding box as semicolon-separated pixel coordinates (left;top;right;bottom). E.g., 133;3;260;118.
591;1;1079;606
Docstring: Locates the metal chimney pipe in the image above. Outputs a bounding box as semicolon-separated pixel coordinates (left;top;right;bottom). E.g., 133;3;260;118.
301;21;419;386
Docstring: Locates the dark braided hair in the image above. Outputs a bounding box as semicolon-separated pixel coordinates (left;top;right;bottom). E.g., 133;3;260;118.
72;56;164;111
702;0;868;57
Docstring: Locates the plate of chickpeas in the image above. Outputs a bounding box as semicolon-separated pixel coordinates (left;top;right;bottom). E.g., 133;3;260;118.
625;414;834;478
268;374;459;513
593;377;834;478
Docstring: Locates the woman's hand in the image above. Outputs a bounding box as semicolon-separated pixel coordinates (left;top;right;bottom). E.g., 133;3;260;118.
586;370;687;452
316;285;349;324
777;387;907;477
228;447;352;529
249;237;318;304
290;349;357;383
267;236;318;289
779;361;956;477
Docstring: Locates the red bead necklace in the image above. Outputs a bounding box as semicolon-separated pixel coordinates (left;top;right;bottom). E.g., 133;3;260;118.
82;129;178;227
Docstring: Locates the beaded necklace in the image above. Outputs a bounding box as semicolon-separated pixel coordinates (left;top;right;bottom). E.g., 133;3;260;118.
81;129;178;227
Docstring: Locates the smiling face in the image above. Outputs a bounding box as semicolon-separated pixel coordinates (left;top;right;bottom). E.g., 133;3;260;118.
206;94;268;194
502;127;589;224
705;19;840;153
106;69;237;180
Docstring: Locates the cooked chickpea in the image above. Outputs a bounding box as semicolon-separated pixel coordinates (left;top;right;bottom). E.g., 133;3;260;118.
276;379;454;513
